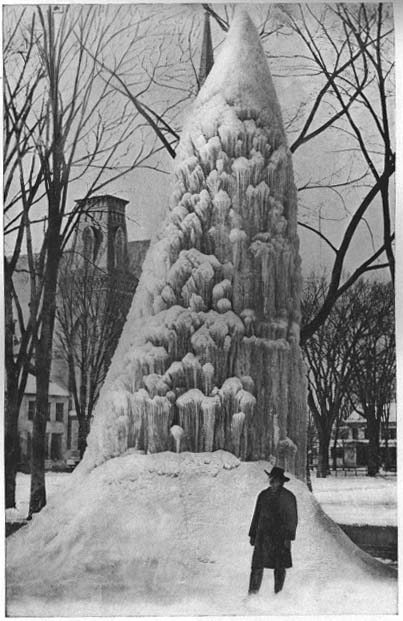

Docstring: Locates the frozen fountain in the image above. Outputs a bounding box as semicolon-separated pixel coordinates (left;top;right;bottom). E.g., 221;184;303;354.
81;8;307;478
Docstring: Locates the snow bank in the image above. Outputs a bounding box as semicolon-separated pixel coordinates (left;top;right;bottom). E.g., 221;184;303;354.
6;452;397;616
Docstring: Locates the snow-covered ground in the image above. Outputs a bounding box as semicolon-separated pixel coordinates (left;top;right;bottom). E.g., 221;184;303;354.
6;452;397;616
311;472;397;527
5;472;71;523
7;468;397;527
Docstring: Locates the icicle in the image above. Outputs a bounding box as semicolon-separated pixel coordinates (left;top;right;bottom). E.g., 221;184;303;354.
169;425;184;453
240;375;255;394
160;285;177;308
240;309;256;337
235;389;256;417
182;352;203;390
170;203;190;227
201;395;220;451
199;135;222;174
144;395;173;454
206;169;223;195
212;190;231;225
232;157;251;199
194;190;212;226
277;437;297;472
202;362;215;395
176;388;204;451
143;374;170;398
212;279;232;308
163;361;185;391
189;293;206;312
191;325;217;365
231;411;245;457
216;298;232;313
207;225;232;263
180;213;203;249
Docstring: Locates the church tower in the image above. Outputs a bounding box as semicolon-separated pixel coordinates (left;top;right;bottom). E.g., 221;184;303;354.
73;194;129;274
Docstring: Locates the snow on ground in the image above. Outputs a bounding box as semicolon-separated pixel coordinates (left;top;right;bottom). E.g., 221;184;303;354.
5;472;71;523
6;452;397;616
7;468;397;527
311;472;397;526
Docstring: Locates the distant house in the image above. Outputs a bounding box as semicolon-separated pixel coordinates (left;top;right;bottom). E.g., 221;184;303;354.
18;375;74;470
330;404;397;470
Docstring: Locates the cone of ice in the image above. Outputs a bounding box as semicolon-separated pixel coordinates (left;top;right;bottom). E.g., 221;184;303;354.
81;9;307;478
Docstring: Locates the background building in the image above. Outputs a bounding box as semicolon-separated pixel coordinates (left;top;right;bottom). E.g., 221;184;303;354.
12;195;150;471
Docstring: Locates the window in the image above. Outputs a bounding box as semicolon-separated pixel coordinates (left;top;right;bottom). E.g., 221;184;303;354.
389;428;396;440
114;227;125;267
352;427;358;440
28;401;35;421
82;226;94;262
47;402;51;421
56;402;64;422
93;228;103;261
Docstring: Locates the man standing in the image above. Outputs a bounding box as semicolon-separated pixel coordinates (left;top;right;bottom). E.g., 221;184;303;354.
248;466;298;595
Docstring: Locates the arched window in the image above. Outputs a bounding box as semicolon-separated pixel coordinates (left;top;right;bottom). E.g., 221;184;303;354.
93;228;103;262
114;227;125;266
82;226;103;262
82;227;94;262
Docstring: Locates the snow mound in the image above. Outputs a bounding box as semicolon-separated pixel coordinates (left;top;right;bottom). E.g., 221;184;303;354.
7;452;397;616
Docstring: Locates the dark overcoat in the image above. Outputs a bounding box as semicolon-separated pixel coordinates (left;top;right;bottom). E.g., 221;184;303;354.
249;486;298;569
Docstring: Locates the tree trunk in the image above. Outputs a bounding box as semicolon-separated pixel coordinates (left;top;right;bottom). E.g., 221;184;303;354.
316;428;330;478
29;229;61;515
367;415;380;477
78;416;90;458
306;450;313;492
384;433;390;471
5;390;20;508
29;373;48;515
5;272;19;508
332;423;339;472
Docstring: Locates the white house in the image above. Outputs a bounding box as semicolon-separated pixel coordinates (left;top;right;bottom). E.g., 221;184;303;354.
18;374;78;470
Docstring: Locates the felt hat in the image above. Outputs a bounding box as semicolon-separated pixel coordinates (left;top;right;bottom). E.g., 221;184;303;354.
264;466;290;482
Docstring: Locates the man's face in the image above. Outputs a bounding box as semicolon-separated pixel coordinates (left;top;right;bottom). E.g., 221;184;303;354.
269;476;282;490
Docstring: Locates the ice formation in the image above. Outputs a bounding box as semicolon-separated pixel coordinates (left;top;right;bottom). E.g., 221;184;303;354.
80;9;307;477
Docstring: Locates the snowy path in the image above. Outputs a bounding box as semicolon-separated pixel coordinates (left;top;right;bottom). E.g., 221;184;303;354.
6;452;397;616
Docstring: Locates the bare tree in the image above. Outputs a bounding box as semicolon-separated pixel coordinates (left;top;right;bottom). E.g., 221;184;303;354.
197;4;395;341
3;9;45;508
301;275;370;477
348;280;395;476
56;248;137;458
3;4;172;514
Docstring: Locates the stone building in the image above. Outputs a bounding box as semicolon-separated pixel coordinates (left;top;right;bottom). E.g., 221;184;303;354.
13;195;150;470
